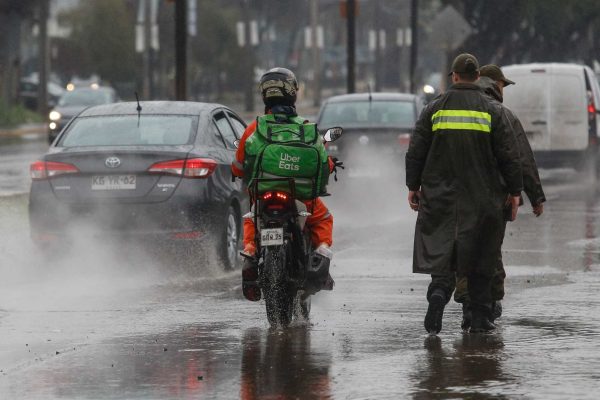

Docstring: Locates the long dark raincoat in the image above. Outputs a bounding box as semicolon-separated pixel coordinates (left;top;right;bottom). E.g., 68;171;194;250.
477;76;546;205
406;83;523;278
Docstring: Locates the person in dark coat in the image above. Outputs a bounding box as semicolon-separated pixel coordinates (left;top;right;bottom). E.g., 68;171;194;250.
455;65;546;329
406;53;523;334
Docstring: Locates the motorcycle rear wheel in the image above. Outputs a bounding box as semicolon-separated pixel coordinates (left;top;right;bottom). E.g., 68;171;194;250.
263;245;294;328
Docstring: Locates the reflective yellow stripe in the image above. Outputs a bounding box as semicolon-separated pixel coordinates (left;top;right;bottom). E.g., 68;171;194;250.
431;109;491;133
431;109;491;122
432;122;491;132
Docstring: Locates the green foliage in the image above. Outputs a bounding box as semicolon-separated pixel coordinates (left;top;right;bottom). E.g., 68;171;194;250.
0;100;42;128
441;0;600;65
59;0;136;85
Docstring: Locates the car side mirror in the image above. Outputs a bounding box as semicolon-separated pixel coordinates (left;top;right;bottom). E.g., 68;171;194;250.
323;127;343;143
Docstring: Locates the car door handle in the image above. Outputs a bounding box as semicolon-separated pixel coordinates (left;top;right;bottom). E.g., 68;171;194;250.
565;121;582;125
531;120;547;125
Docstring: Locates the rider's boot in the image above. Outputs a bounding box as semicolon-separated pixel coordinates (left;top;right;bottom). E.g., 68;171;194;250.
307;244;334;292
241;245;261;302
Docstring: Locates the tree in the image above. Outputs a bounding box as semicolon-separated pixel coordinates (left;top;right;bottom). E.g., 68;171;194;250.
58;0;136;86
441;0;600;66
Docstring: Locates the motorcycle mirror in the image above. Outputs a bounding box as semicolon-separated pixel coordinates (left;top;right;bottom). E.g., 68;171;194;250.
233;139;240;149
323;127;343;143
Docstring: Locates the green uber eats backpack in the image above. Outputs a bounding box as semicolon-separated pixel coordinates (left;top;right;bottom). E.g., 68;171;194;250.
243;114;329;200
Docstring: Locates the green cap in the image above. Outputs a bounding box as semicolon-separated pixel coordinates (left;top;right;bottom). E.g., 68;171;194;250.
448;53;479;76
480;64;515;86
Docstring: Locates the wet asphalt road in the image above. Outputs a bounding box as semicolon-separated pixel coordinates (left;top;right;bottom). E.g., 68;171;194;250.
1;137;600;399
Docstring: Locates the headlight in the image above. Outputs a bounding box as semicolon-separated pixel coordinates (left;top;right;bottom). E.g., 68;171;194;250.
49;111;61;121
423;84;435;94
49;122;57;130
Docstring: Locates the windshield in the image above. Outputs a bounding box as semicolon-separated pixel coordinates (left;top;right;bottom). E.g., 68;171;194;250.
60;115;198;147
319;100;416;128
58;89;113;107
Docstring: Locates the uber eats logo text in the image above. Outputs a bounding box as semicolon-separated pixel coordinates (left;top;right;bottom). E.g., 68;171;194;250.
278;152;300;171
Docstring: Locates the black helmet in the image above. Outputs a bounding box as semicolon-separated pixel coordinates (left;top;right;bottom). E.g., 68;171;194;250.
259;67;298;107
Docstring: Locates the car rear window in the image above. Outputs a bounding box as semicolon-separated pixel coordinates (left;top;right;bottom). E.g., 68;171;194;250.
319;100;416;128
59;115;198;147
58;89;113;107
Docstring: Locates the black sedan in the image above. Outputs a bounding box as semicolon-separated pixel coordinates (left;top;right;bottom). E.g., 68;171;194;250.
48;86;119;143
316;93;422;178
30;101;248;269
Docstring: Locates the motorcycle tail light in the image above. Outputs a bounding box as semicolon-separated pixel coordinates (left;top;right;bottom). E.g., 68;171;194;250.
261;191;289;202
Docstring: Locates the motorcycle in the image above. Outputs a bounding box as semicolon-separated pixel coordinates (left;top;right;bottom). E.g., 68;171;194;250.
244;127;343;327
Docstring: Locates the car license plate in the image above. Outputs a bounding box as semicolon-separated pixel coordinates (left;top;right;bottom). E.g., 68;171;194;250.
260;228;284;246
91;175;136;190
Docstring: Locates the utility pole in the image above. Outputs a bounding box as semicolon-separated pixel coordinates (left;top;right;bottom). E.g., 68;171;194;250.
374;3;382;92
37;0;49;117
310;0;321;106
174;0;187;100
346;0;356;94
409;0;418;93
242;0;254;112
143;0;151;99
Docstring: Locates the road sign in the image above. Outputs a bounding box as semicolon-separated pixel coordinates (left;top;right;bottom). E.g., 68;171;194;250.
340;0;359;18
431;5;472;50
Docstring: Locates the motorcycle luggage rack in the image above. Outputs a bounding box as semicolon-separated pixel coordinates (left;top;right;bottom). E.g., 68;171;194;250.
248;177;297;200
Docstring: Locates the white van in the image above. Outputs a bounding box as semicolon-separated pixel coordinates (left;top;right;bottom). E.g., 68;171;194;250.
502;63;600;174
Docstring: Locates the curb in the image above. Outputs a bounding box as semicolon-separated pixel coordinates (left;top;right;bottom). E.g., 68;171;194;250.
0;124;46;138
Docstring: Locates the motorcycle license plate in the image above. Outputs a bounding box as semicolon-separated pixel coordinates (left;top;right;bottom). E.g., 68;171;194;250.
261;228;284;246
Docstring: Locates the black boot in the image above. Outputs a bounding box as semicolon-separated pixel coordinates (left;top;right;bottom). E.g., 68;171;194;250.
490;301;502;322
461;303;472;331
242;258;261;302
424;289;446;334
470;306;496;333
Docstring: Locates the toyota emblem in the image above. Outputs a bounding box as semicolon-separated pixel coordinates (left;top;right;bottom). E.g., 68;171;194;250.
105;156;121;168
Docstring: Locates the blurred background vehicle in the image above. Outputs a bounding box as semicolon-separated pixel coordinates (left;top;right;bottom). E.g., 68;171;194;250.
30;101;247;269
48;85;118;143
18;73;65;111
502;63;600;179
316;92;421;178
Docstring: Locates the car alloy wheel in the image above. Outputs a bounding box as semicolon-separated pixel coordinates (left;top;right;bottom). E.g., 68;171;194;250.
222;205;240;269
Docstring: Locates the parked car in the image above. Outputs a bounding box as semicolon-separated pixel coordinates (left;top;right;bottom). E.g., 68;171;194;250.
30;101;248;269
316;92;421;177
19;76;65;111
502;63;600;177
48;86;118;143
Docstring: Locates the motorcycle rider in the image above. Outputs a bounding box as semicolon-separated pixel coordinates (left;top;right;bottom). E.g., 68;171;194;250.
231;67;337;302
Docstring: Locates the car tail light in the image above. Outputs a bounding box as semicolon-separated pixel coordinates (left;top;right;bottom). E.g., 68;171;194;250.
398;133;411;147
148;158;217;178
30;160;79;180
